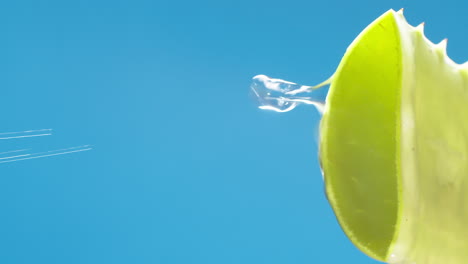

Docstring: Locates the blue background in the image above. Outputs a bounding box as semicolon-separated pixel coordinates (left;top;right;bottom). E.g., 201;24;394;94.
0;0;466;263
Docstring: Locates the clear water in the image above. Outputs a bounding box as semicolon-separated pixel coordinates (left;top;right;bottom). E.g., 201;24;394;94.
250;74;332;114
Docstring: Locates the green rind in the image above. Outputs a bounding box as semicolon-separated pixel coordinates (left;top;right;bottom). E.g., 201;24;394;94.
319;10;401;261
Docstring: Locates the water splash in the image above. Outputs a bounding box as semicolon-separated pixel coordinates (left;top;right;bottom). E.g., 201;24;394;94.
250;74;332;114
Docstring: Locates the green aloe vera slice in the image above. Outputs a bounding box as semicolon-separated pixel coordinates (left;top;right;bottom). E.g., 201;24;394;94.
320;9;468;264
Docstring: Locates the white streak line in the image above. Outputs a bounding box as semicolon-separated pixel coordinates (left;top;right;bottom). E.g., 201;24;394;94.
0;129;52;135
0;154;31;160
0;133;52;140
0;148;92;164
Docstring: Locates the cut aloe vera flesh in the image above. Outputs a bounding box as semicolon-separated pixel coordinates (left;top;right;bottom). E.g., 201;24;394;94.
320;9;468;264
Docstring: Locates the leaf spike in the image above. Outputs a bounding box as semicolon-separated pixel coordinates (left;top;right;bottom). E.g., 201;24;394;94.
416;22;425;33
438;38;448;51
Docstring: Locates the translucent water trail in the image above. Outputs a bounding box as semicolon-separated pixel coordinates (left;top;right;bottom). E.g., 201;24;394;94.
250;75;332;114
0;145;92;164
0;153;31;160
0;129;52;140
0;128;91;164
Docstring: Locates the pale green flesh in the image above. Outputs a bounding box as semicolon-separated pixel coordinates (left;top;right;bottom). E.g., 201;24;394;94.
321;10;468;264
390;12;468;264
